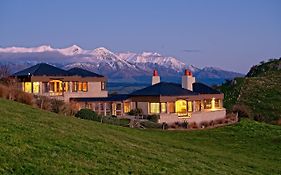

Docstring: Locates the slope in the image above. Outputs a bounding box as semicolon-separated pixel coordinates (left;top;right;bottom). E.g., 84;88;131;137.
0;98;281;174
220;58;281;123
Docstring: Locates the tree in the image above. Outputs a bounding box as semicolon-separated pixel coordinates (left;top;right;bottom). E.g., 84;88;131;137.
0;64;11;79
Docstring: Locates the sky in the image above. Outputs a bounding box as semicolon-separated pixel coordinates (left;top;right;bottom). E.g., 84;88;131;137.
0;0;281;73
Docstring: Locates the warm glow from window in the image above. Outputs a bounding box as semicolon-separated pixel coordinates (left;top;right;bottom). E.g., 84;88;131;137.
204;99;212;109
168;102;175;113
188;101;193;112
32;82;40;93
49;80;63;92
78;82;88;92
195;100;201;112
23;82;32;93
161;103;166;113
72;81;78;92
150;103;160;114
211;98;216;110
124;102;130;113
175;100;187;115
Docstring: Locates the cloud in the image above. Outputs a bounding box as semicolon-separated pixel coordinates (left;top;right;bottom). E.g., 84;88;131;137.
182;49;201;53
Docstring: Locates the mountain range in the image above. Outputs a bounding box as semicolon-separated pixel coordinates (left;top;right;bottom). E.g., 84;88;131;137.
0;45;244;85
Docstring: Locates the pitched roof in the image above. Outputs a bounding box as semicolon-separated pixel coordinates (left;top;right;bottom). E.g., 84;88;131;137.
67;67;104;77
130;82;198;96
192;82;221;94
13;63;104;78
13;63;69;76
70;94;129;102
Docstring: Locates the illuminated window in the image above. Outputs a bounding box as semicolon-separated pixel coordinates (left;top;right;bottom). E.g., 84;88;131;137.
23;82;32;93
32;82;40;94
63;82;70;92
72;82;78;92
175;100;187;115
168;102;175;113
188;101;193;112
78;82;88;92
101;82;105;90
161;103;166;113
204;99;212;109
124;102;130;113
194;101;201;112
150;103;160;114
215;99;221;108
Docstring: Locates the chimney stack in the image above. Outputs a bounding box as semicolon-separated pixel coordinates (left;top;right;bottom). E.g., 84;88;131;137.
182;69;195;91
152;70;160;85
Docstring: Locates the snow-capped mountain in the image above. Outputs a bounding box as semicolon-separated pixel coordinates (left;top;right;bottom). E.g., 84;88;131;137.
0;45;244;85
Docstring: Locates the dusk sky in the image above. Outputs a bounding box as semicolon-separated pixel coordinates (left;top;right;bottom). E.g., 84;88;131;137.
1;0;280;73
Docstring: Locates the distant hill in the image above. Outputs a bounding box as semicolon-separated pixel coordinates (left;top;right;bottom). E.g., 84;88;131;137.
219;58;281;124
1;98;281;174
0;45;244;85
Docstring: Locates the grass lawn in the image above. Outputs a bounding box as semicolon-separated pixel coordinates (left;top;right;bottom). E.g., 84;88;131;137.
0;98;281;174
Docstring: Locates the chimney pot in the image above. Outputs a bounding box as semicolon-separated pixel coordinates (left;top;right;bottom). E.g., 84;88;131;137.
153;70;159;76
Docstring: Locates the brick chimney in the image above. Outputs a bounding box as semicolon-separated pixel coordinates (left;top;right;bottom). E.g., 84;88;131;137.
182;69;195;91
152;70;160;85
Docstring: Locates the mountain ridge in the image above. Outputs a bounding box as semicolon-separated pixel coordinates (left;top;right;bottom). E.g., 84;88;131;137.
0;45;244;85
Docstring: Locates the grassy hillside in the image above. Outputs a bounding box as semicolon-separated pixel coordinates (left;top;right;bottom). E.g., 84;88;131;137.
219;59;281;123
0;98;281;174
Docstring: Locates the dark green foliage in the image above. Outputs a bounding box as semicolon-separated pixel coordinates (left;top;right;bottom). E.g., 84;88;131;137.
127;108;142;116
246;58;281;77
147;114;159;122
219;58;281;124
1;99;281;174
75;109;101;121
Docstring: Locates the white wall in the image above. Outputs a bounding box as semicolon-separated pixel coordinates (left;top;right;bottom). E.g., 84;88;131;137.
159;109;226;124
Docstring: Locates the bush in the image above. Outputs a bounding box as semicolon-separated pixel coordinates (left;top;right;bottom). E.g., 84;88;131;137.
127;108;142;116
140;121;162;129
75;109;101;121
0;84;9;99
200;121;210;128
181;121;188;129
147;114;159;123
189;122;198;129
14;90;34;105
233;104;251;119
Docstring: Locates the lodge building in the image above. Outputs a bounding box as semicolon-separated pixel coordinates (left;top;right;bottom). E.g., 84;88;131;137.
13;63;226;124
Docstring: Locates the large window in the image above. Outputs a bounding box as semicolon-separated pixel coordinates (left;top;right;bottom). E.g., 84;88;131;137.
124;102;130;113
161;103;166;113
175;100;187;115
215;99;221;109
168;102;175;113
78;82;88;92
63;82;70;92
150;103;160;114
188;101;193;112
203;99;212;109
194;101;201;112
23;82;32;93
32;82;40;94
72;81;78;92
43;82;49;93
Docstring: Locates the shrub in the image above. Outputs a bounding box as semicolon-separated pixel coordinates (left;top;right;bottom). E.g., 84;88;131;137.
232;104;251;119
162;122;168;130
75;109;101;121
14;90;34;105
140;121;162;129
35;96;52;111
0;84;9;99
127;108;142;116
181;121;188;128
189;122;198;129
147;114;159;123
200;121;210;128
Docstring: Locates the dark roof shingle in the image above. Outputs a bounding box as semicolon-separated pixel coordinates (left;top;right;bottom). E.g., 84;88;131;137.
67;67;104;77
130;82;198;96
13;63;69;76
